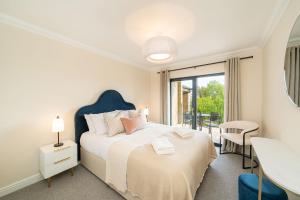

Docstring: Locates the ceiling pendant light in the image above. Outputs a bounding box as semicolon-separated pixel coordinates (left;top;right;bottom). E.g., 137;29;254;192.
143;36;177;64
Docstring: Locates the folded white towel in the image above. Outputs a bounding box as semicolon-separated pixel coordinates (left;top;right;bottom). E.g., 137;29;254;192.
152;137;175;155
173;127;195;138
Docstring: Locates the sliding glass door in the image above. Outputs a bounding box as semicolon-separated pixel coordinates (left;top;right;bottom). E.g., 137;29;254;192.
170;73;225;141
170;78;196;129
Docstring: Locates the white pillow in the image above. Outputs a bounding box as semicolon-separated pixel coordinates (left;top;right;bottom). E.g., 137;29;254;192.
117;110;130;116
84;111;118;135
89;113;108;135
128;110;139;117
104;110;129;136
84;114;96;133
129;110;147;122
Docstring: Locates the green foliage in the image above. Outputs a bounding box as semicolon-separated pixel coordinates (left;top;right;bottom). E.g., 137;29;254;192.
197;80;224;122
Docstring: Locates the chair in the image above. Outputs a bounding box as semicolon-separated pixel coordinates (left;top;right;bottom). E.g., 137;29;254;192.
197;112;203;131
183;112;192;127
238;173;288;200
203;112;221;134
209;112;221;133
219;120;259;169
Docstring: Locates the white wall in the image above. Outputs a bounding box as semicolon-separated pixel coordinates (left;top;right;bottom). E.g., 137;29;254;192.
150;48;263;127
262;2;300;198
262;0;300;154
0;23;150;188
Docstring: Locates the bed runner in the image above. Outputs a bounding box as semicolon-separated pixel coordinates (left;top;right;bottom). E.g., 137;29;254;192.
105;124;171;192
106;124;217;200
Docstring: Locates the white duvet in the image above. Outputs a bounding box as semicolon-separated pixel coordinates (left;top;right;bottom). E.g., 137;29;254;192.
80;130;128;160
80;123;173;160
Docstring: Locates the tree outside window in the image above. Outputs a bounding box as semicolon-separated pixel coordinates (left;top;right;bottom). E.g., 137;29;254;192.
197;80;224;122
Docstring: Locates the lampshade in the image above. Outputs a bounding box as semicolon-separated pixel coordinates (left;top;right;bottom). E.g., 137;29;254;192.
142;36;177;64
52;116;64;132
142;107;149;116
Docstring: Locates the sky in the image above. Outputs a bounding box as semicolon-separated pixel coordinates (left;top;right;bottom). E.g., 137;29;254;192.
181;75;224;88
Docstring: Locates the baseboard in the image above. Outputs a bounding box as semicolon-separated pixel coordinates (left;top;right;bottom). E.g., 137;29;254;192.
0;173;43;198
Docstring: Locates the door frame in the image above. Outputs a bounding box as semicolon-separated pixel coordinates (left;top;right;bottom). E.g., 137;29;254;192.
169;72;225;129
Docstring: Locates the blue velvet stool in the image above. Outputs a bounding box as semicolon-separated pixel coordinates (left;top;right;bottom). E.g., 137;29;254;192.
238;173;288;200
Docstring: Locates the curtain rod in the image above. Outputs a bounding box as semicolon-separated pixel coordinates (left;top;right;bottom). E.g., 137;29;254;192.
156;56;253;74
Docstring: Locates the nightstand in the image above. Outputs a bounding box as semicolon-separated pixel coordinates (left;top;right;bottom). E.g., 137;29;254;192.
40;140;78;187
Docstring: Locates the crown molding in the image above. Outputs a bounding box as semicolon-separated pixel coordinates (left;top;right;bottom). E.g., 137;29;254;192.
0;13;149;70
288;36;300;43
0;3;285;72
287;36;300;47
259;0;290;47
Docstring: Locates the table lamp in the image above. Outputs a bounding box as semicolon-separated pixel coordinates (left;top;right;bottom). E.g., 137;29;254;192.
52;116;64;147
142;107;149;121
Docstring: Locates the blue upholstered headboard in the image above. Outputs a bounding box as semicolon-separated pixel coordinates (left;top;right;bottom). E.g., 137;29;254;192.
74;90;135;160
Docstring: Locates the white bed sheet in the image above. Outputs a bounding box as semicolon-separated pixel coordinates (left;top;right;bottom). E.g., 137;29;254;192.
80;123;164;161
80;132;125;160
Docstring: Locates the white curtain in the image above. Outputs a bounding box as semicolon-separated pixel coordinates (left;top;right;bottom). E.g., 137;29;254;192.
285;46;300;106
222;57;241;152
160;69;170;124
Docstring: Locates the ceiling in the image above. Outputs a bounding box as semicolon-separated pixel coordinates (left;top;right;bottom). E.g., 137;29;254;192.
0;0;288;68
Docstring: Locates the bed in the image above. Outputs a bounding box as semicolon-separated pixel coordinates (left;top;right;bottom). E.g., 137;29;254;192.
75;90;217;200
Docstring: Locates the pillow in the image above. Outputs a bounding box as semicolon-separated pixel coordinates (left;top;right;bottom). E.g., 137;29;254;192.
119;109;129;119
84;114;96;133
128;110;139;117
120;116;146;134
129;110;147;122
104;111;129;136
84;110;118;135
89;113;108;135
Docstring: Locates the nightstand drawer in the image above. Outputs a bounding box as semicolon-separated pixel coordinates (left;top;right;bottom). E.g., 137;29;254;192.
42;145;76;165
41;155;77;178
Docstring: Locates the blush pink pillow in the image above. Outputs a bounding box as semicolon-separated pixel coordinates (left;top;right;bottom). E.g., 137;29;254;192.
120;116;146;134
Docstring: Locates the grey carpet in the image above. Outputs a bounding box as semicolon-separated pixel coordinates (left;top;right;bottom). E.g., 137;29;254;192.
0;154;258;200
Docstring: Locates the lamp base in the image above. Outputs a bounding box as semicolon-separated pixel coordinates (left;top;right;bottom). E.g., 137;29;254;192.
54;142;64;147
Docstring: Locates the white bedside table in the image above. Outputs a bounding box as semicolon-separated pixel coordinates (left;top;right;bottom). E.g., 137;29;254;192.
40;140;78;187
